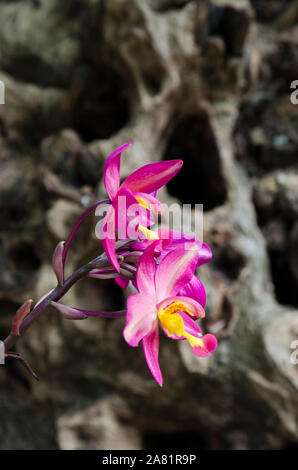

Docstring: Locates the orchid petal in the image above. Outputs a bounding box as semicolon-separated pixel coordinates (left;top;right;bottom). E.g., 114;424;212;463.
123;293;157;347
130;239;148;251
178;275;206;308
115;277;129;289
114;187;154;238
136;240;159;297
163;311;202;340
121;160;183;194
181;312;202;336
155;233;212;269
190;333;218;357
197;242;212;267
157;227;173;244
101;206;119;272
142;322;163;387
155;243;199;301
103;143;133;200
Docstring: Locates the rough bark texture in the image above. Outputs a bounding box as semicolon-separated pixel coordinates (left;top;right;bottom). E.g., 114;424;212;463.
0;0;297;450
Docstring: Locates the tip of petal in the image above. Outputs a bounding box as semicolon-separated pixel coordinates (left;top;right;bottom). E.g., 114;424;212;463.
191;333;218;357
204;333;218;352
156;376;163;387
172;159;183;169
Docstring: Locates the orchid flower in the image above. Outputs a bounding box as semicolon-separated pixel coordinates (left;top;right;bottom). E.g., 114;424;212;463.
127;227;212;307
123;241;218;386
1;141;217;386
101;143;183;272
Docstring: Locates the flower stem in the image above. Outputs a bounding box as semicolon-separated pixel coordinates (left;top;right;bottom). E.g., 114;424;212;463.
62;199;110;280
3;253;114;354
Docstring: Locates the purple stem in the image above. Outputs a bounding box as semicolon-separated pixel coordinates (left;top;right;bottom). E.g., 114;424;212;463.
74;308;126;318
62;199;110;280
3;253;115;353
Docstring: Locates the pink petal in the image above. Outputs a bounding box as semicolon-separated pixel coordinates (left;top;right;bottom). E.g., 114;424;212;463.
123;293;157;347
157;227;173;244
114;187;153;238
155;243;199;302
192;333;218;357
180;311;202;336
197;242;212;267
142;322;163;387
101;206;120;272
121;160;183;194
156;234;212;269
130;239;148;251
178;275;206;308
115;277;129;289
103;143;133;200
136;241;159;297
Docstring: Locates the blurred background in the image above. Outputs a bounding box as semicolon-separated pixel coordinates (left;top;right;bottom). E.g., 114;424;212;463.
0;0;297;450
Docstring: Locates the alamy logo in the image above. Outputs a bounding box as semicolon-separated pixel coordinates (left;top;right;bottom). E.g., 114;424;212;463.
0;340;4;364
290;80;298;105
0;80;4;104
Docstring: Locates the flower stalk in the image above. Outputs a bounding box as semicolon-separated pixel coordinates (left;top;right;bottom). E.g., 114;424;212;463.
3;251;128;354
1;143;217;386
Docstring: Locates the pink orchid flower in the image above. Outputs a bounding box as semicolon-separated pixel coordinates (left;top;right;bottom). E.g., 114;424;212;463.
131;227;212;307
102;143;183;272
123;241;217;386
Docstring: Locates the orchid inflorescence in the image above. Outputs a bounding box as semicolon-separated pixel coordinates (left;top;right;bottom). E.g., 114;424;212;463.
2;143;217;386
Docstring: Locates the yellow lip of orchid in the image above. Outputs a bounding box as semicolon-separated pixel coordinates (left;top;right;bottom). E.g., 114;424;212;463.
135;196;150;210
135;195;162;214
158;310;185;337
158;300;197;317
157;300;204;347
138;225;160;240
183;332;204;348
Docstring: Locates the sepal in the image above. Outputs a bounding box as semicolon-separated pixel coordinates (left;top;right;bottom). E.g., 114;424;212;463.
51;301;126;319
12;299;33;336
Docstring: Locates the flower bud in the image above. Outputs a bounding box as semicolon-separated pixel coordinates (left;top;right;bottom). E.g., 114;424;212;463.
51;301;88;320
52;241;65;285
12;299;33;335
